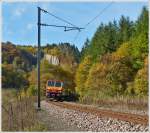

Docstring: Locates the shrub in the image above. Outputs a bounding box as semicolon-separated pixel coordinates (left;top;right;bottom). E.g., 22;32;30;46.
27;85;37;96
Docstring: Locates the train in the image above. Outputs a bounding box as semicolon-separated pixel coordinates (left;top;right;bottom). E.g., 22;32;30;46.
46;80;64;100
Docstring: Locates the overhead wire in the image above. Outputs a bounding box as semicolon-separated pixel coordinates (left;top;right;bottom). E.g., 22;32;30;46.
73;1;114;42
84;1;114;28
73;31;80;41
38;2;114;44
39;7;83;44
40;7;78;28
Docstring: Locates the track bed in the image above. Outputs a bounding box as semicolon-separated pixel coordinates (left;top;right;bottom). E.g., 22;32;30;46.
48;101;148;126
40;100;148;132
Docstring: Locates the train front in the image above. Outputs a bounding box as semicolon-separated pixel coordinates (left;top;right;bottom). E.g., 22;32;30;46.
46;80;63;99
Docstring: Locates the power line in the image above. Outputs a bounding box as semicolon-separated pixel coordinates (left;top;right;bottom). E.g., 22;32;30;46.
84;2;114;28
40;23;84;32
39;2;114;43
40;7;78;28
73;2;114;42
73;31;80;41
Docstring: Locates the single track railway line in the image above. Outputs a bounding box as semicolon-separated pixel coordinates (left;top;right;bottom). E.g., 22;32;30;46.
46;100;148;126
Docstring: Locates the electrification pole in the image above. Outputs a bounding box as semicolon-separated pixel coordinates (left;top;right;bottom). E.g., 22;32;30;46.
37;7;41;110
36;7;84;110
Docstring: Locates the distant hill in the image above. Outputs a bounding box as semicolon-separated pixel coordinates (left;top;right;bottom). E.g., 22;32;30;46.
2;41;81;90
43;43;81;72
2;42;37;71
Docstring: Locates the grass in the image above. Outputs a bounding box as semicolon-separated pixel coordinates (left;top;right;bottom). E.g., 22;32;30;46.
2;89;47;131
79;93;148;114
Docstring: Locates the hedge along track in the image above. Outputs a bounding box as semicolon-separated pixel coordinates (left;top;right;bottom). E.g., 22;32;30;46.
46;100;148;126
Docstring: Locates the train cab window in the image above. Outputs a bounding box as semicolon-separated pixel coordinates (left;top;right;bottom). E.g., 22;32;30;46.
55;82;62;87
48;81;55;86
61;82;64;87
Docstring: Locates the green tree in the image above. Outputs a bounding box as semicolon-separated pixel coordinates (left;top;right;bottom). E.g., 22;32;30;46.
81;38;90;59
130;7;148;70
133;57;148;96
118;16;134;43
2;64;28;89
136;6;148;36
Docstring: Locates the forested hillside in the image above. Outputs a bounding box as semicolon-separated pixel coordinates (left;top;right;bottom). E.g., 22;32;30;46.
2;42;37;88
2;42;80;97
43;43;80;72
76;7;148;103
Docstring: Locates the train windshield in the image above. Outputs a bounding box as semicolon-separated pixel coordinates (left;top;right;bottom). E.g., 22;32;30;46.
48;81;55;87
55;81;62;87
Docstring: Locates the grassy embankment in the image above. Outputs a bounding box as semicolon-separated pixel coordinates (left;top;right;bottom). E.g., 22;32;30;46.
79;94;148;113
2;89;47;131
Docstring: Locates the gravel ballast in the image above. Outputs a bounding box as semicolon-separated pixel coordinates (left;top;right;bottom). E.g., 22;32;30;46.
40;100;149;132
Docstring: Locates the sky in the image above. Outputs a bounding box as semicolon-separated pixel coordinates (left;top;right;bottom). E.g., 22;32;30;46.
2;1;148;50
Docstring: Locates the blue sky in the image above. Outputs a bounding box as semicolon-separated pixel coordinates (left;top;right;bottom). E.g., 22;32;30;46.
2;1;148;50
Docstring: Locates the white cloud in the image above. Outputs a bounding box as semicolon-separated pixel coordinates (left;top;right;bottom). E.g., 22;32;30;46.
14;8;26;17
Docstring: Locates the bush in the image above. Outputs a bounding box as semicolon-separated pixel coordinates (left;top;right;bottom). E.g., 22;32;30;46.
27;85;37;96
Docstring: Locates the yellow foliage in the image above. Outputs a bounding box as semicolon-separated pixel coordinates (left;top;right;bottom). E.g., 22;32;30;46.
27;47;36;55
133;56;148;96
75;56;92;96
48;47;61;56
27;85;37;96
115;42;131;57
85;63;109;92
85;52;133;97
20;90;27;98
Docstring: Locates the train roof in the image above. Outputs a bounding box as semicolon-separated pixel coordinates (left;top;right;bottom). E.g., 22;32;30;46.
47;80;63;82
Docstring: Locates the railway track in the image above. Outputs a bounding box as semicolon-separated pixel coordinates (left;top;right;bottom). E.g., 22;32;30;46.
46;100;148;126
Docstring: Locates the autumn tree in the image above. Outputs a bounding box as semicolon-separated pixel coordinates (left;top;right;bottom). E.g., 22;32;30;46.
133;57;148;96
85;63;109;97
75;56;93;97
